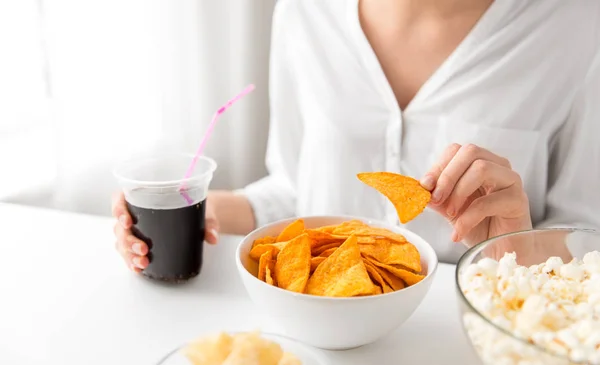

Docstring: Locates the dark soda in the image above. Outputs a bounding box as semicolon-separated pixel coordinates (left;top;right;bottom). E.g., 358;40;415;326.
126;199;206;283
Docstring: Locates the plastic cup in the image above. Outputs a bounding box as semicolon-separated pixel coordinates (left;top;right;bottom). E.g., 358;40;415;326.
114;153;217;283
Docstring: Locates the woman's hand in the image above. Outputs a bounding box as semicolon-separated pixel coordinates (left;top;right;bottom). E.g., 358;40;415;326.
111;192;220;273
420;143;533;248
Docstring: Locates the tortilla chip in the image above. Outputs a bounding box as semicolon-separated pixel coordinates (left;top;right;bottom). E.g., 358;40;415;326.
318;247;338;257
310;256;326;273
312;241;343;256
367;259;425;286
304;229;346;245
258;250;272;282
252;236;277;249
316;220;366;233
359;239;422;273
276;219;305;242
265;266;275;286
249;241;287;261
274;234;311;293
371;285;383;295
363;260;394;293
306;235;376;297
357;172;431;224
332;225;407;244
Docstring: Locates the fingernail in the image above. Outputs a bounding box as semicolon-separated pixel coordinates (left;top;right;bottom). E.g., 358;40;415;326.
420;175;435;190
132;243;144;255
119;215;128;227
210;228;219;242
431;189;443;203
133;257;145;269
451;229;459;242
447;207;456;218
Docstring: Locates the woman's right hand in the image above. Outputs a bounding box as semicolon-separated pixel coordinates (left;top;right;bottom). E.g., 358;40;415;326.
111;191;220;273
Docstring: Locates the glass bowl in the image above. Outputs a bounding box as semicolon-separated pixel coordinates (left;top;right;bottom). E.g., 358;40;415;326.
456;228;600;365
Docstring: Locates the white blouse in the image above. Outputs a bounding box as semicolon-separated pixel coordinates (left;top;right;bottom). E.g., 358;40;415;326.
241;0;600;263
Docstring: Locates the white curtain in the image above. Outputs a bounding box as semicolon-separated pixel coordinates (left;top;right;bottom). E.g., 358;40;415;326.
1;0;275;216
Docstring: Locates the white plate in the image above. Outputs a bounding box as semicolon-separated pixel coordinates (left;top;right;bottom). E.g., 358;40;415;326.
155;332;330;365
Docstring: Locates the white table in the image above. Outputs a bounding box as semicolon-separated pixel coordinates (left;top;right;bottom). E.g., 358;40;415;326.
0;203;481;365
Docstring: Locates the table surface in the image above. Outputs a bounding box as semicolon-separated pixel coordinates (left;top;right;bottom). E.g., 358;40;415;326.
0;203;481;365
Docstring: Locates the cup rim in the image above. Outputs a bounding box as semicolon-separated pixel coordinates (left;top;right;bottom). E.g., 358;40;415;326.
455;227;600;363
113;153;217;188
235;215;439;303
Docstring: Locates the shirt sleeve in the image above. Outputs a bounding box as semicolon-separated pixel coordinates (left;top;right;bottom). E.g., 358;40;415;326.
536;50;600;232
237;2;302;229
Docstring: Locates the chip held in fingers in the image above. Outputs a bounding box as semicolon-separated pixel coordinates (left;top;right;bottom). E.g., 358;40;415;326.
357;172;431;224
249;218;425;297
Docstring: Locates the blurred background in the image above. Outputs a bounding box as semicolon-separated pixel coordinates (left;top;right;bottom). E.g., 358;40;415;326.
0;0;275;217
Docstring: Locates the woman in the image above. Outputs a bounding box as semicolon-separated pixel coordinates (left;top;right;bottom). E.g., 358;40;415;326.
113;0;600;272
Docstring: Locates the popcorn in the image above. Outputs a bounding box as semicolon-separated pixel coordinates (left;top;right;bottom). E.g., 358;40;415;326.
460;251;600;365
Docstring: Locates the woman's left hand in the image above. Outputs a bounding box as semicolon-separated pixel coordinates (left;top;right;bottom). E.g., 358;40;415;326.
420;143;533;248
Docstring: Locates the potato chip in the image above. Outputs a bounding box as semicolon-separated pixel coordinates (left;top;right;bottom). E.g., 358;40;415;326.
249;241;287;261
184;332;233;365
274;234;311;293
278;352;302;365
359;239;422;273
368;259;425;286
331;225;407;244
258;250;272;282
276;219;305;242
252;236;277;249
306;235;376;297
310;256;326;273
357;172;431;224
363;260;394;294
318;247;338;257
224;331;283;365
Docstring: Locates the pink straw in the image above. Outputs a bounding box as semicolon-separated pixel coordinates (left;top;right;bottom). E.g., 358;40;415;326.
179;84;256;204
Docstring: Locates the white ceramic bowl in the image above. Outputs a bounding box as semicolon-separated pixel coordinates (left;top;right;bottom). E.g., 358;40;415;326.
235;216;439;350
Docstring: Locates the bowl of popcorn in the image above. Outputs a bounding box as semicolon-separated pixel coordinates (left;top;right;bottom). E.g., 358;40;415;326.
456;228;600;365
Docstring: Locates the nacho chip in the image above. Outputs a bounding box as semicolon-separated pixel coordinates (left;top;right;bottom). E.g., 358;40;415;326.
315;220;366;233
318;247;338;257
265;266;275;286
304;229;346;245
276;219;305;242
359;239;422;273
332;225;407;244
357;172;431;224
306;235;376;297
249;241;287;261
258;250;272;282
363;260;394;294
312;241;343;256
252;236;277;249
274;234;311;293
371;285;383;295
310;256;326;273
367;259;425;286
